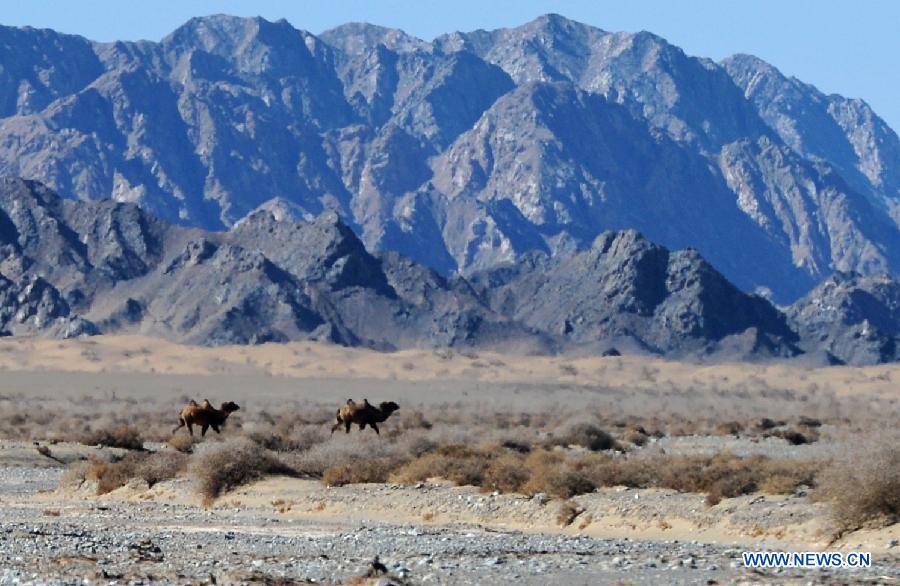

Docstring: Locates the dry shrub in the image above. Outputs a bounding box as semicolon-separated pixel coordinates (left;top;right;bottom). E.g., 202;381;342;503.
287;433;409;477
81;424;144;450
167;433;199;453
819;443;900;534
573;452;816;505
243;424;329;452
755;418;783;431
482;453;529;493
768;426;819;445
522;451;595;498
391;444;492;486
798;416;822;428
389;444;814;503
322;456;407;486
398;410;433;430
622;429;649;447
138;451;189;487
556;500;584;527
59;460;92;489
713;421;744;436
83;451;187;495
549;421;617;451
393;433;439;457
191;439;294;503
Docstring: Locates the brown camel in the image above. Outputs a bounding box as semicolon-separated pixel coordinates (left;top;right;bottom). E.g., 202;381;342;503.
331;399;399;435
172;399;240;437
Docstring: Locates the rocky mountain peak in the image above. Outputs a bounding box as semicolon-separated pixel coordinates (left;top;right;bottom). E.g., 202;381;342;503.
320;22;431;55
0;15;898;309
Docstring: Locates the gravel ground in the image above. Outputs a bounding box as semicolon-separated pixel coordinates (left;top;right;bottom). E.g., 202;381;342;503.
1;468;898;585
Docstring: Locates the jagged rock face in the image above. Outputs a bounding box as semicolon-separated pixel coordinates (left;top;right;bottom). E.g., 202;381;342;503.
723;54;900;224
788;272;900;365
0;272;96;337
0;15;899;303
0;178;551;351
0;178;810;359
472;230;799;356
143;240;332;346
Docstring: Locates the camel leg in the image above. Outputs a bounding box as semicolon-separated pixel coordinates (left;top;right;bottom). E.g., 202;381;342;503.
211;424;221;434
187;422;194;437
331;421;342;435
344;420;351;434
172;418;185;435
371;422;379;435
359;422;367;430
201;424;209;437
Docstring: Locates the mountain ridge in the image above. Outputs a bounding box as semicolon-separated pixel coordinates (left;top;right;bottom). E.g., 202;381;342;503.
0;14;898;305
1;177;812;361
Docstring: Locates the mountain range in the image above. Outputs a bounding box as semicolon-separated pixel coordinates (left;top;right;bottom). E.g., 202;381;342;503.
1;14;900;363
4;177;900;365
0;14;899;305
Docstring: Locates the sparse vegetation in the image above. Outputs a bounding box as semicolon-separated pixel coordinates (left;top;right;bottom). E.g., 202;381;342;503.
556;500;584;527
10;378;891;516
819;442;900;534
167;433;199;453
322;456;407;486
190;439;295;504
65;451;187;495
81;424;145;450
548;421;617;451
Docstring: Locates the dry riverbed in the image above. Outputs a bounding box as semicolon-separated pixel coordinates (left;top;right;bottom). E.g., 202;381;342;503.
0;442;897;585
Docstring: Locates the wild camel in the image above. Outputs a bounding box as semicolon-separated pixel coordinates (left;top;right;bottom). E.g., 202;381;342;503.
172;399;240;437
331;399;399;435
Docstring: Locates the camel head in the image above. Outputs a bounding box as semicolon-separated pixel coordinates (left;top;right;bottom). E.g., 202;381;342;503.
221;401;240;414
378;401;400;417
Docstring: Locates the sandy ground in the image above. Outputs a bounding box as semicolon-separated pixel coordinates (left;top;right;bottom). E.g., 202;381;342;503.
1;335;899;584
0;335;899;400
1;441;898;584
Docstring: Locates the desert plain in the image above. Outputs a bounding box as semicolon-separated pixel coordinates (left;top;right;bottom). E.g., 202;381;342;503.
0;335;898;584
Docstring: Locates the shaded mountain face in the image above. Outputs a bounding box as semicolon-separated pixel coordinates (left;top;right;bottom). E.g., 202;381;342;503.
471;230;800;358
1;177;810;359
0;15;899;304
788;272;900;365
0;177;547;351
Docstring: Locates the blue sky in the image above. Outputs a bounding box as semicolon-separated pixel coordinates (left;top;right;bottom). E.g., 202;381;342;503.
4;0;899;131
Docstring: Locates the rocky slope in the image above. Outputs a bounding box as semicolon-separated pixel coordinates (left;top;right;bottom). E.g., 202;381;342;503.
0;15;898;302
0;178;546;351
788;272;900;365
471;230;800;359
1;177;809;358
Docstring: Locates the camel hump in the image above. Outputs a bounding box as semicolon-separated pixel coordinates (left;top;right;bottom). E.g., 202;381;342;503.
199;399;212;409
187;399;198;406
